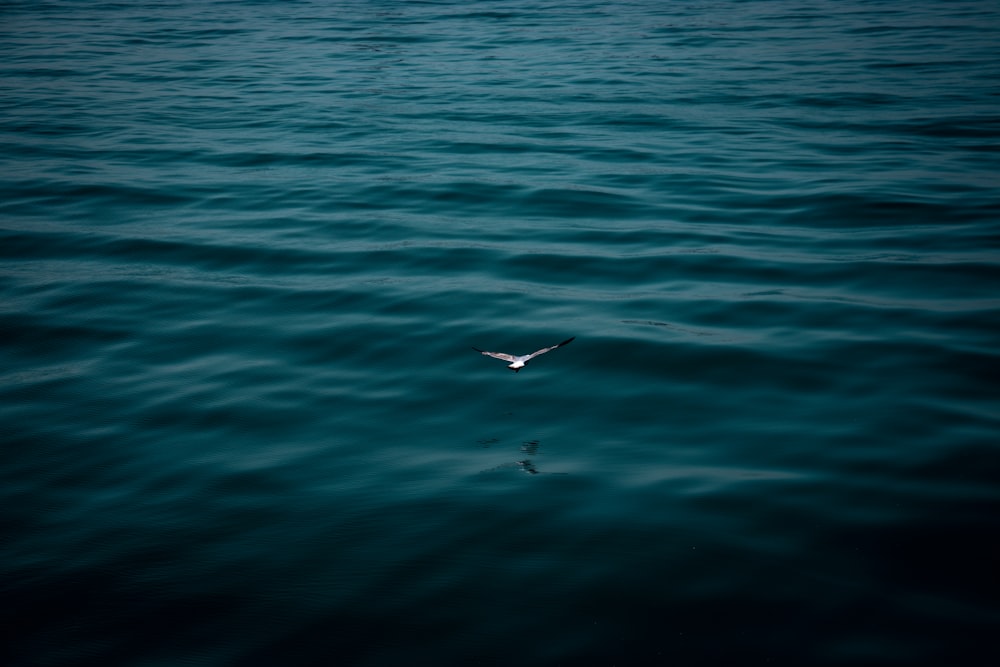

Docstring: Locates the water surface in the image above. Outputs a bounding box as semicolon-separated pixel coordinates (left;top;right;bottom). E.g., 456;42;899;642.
2;1;999;665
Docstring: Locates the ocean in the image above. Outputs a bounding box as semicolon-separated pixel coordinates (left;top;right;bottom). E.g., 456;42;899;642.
2;1;999;665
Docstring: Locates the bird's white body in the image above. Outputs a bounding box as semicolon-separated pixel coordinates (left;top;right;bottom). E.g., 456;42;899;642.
473;337;575;373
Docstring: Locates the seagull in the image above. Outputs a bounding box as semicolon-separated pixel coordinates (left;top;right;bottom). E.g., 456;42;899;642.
473;337;575;373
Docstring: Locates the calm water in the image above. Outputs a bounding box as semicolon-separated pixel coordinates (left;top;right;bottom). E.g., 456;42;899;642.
2;1;999;665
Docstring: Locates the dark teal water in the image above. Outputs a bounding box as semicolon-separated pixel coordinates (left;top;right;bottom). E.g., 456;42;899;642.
3;1;999;665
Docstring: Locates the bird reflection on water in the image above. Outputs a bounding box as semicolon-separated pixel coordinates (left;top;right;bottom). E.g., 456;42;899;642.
479;439;564;475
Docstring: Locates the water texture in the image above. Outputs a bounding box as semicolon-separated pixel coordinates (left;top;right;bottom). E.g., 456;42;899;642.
2;1;999;665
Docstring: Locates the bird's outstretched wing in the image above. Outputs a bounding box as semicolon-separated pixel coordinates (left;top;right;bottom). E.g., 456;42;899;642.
525;336;575;360
473;347;517;362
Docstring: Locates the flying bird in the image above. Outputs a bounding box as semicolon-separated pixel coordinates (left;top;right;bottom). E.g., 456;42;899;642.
473;337;575;373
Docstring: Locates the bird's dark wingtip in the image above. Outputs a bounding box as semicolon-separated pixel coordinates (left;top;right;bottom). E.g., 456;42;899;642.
472;346;483;353
560;336;576;346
